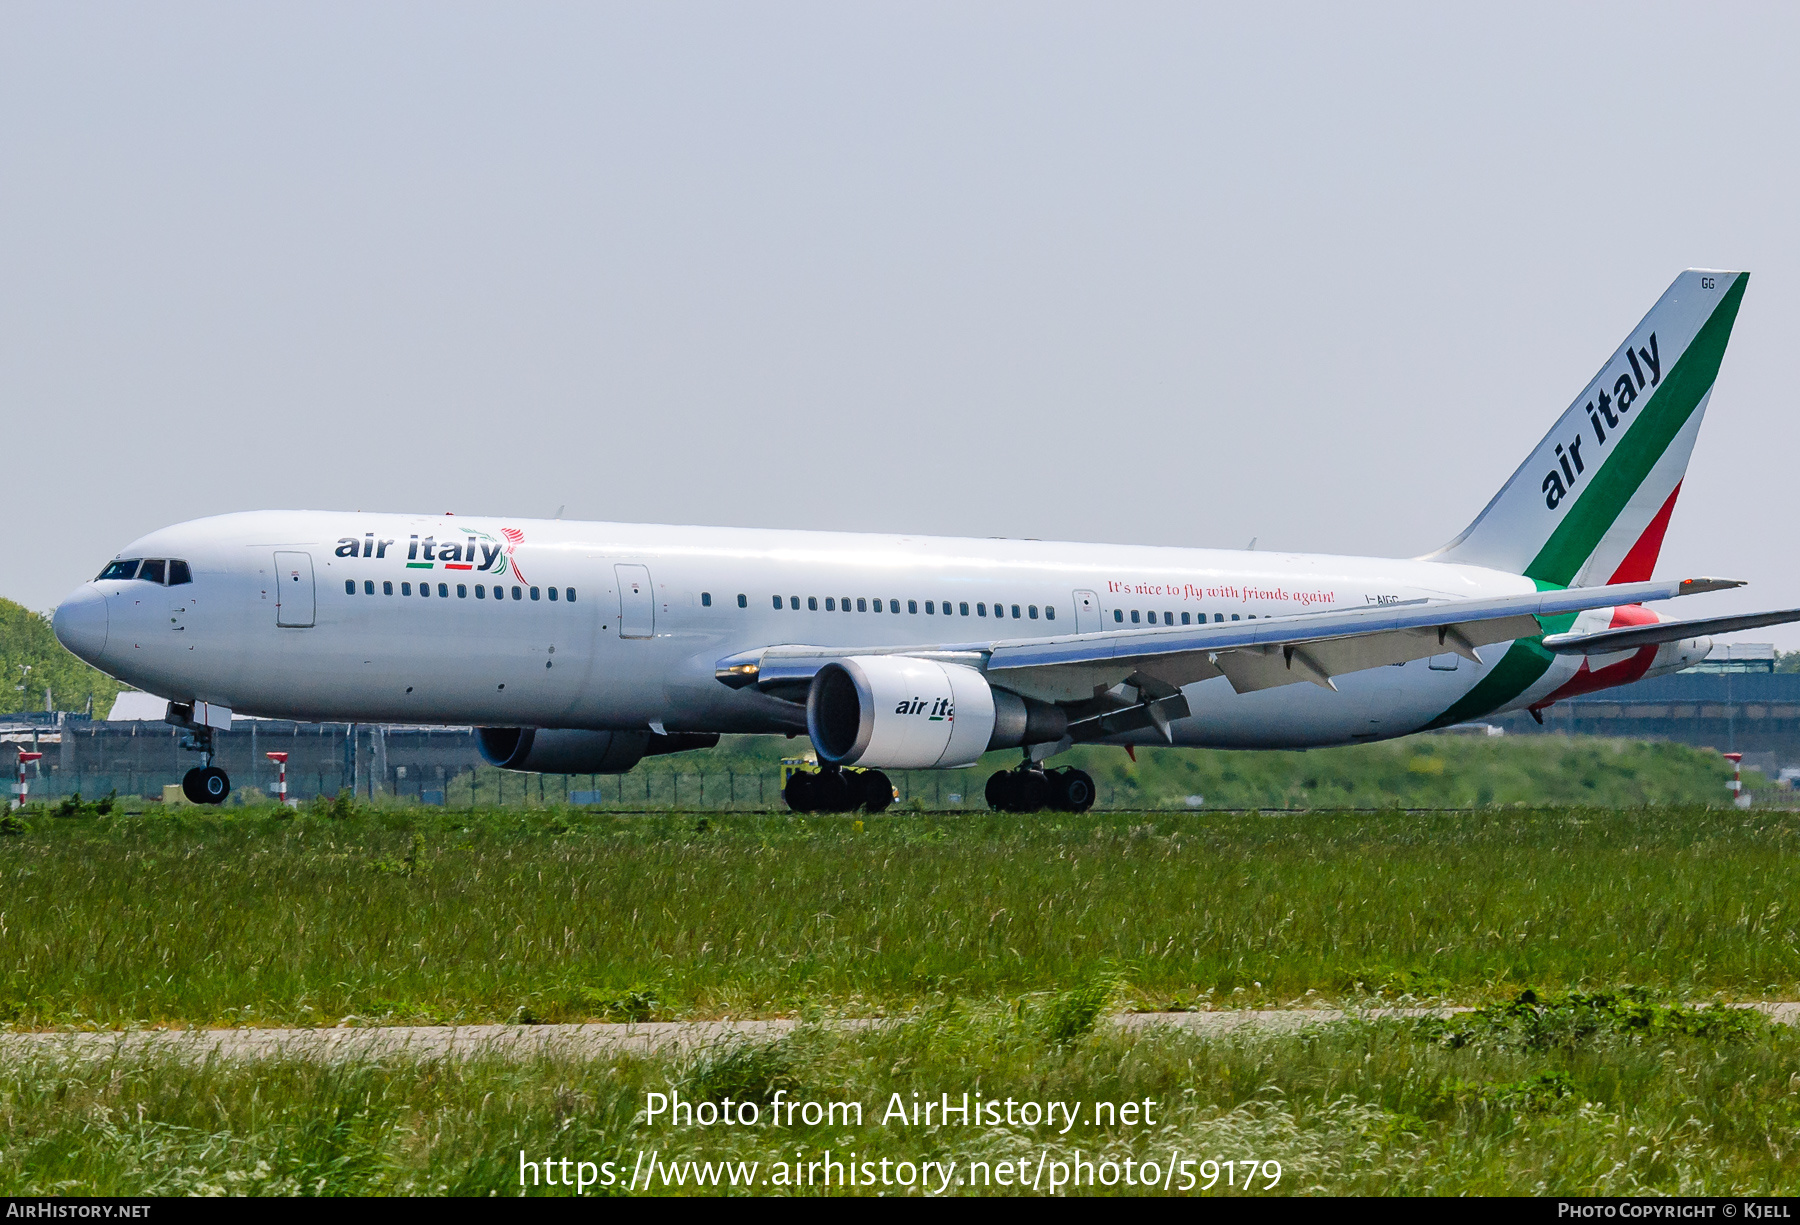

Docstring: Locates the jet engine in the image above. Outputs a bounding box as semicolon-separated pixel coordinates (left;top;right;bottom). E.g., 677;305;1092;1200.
806;656;1066;769
476;727;719;774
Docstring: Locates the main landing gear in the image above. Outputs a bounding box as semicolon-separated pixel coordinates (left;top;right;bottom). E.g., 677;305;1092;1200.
176;721;231;805
986;763;1096;813
784;764;895;814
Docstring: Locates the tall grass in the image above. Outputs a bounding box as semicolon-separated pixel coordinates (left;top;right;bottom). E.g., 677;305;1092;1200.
4;806;1799;1027
5;998;1799;1195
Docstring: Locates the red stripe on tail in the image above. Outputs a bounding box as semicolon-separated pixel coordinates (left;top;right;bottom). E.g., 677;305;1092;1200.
1607;481;1682;585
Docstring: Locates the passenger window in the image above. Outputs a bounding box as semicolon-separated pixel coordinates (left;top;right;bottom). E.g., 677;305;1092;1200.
548;587;558;601
439;583;449;598
1230;614;1239;621
140;559;166;584
790;596;799;609
702;592;713;607
1130;610;1140;623
384;581;393;596
925;601;934;614
1248;614;1256;619
1165;612;1174;626
826;598;836;611
567;588;576;602
974;603;984;616
512;586;522;600
1180;612;1190;625
421;583;431;597
1045;606;1054;620
842;597;852;613
857;598;867;612
167;560;192;585
810;597;819;611
887;599;897;614
96;560;140;581
402;582;412;596
1215;613;1224;623
345;580;355;595
959;602;969;616
476;585;485;599
771;595;782;609
1011;604;1021;619
531;587;541;601
737;594;746;608
365;580;376;595
1028;605;1038;619
458;584;468;598
908;600;918;614
1113;609;1123;623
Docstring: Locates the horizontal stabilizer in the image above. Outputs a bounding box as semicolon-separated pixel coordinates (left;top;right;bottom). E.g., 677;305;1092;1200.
1541;608;1800;655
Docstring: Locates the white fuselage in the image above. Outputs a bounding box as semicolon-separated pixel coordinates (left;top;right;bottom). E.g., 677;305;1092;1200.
54;510;1707;753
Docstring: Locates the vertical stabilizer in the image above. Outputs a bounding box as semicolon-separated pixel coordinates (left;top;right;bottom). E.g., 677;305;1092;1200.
1428;270;1747;586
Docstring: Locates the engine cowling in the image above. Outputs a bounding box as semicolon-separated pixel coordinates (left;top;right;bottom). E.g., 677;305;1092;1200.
806;656;1066;769
476;728;719;774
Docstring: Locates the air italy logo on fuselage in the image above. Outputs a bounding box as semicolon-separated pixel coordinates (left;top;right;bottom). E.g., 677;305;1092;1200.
1541;333;1662;511
333;528;529;582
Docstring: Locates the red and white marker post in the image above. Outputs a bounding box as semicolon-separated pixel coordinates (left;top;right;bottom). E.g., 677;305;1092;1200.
1724;752;1751;808
13;750;43;812
266;751;293;807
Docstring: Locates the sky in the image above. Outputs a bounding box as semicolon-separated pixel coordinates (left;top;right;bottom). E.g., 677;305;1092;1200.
4;4;1798;642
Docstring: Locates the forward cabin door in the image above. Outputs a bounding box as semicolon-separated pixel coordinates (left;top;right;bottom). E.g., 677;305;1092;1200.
274;552;315;628
1073;589;1101;634
615;564;655;638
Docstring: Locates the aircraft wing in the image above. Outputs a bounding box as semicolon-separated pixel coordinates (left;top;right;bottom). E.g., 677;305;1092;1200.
1541;606;1800;654
718;577;1741;708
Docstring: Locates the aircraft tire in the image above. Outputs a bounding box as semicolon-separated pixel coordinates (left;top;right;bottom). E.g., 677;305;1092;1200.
783;771;816;813
1015;770;1052;812
985;771;1014;812
1048;767;1096;813
812;768;856;813
183;766;231;806
858;769;895;813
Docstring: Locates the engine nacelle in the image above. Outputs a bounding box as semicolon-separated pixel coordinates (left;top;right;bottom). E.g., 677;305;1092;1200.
476;728;719;774
806;656;1067;769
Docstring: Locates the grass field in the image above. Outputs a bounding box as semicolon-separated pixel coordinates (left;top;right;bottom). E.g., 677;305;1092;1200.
6;997;1798;1195
5;803;1800;1029
7;802;1800;1196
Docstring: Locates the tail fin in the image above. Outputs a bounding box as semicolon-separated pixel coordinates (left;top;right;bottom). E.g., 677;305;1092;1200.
1428;270;1748;586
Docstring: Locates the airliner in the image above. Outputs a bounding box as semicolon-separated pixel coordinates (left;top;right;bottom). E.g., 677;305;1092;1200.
51;270;1800;811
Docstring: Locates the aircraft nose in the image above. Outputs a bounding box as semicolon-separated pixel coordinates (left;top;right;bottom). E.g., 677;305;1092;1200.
53;585;109;664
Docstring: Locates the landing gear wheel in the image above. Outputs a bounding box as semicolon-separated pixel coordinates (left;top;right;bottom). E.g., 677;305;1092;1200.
810;767;855;813
985;770;1014;812
783;771;816;813
857;769;895;813
986;769;1052;813
182;766;230;805
1047;767;1095;812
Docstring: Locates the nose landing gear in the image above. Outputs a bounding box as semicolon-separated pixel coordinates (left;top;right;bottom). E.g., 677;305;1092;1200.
171;714;231;806
182;765;231;805
783;764;894;814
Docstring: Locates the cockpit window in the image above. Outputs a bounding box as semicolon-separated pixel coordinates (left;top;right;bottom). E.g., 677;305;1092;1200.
96;560;140;581
139;559;167;584
167;560;192;585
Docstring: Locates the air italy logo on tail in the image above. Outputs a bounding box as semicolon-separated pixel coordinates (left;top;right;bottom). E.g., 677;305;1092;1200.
1541;333;1662;509
334;528;525;579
